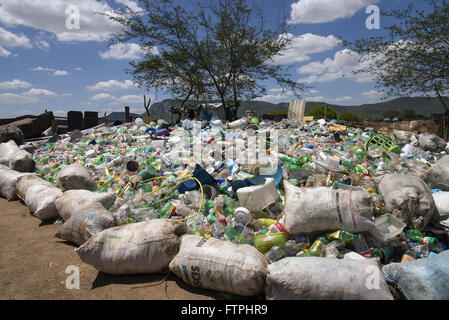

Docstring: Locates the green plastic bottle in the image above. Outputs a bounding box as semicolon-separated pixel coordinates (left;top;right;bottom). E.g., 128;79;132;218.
406;229;423;242
159;202;176;218
298;237;328;257
253;232;288;253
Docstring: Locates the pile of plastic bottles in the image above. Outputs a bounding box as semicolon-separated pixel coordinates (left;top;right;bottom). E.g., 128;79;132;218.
30;116;449;267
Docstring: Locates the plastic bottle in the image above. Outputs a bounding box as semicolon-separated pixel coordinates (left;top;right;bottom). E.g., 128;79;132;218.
159;202;176;218
284;240;306;257
200;213;217;233
352;235;373;258
297;236;328;257
405;229;440;249
253;232;288;253
401;250;417;263
234;207;251;225
265;246;285;263
412;244;430;258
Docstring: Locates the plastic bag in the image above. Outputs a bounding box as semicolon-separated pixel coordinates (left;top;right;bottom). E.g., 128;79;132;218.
382;250;449;300
283;180;375;234
76;219;185;275
0;167;32;200
16;174;53;201
376;174;435;231
55;162;95;191
418;134;447;153
0;140;34;172
236;178;278;212
24;184;63;221
55;189;117;221
55;203;120;245
424;155;449;191
169;235;268;297
265;257;393;300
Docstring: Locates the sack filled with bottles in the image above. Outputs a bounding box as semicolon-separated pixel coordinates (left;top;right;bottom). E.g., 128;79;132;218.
0;166;32;201
382;250;449;300
55;162;95;191
56;203;120;246
423;155;449;191
169;235;268;297
76;219;185;275
0;140;35;172
55;189;117;221
16;174;54;200
23;183;63;221
282;180;375;235
265;257;393;300
418;133;447;153
376;173;435;231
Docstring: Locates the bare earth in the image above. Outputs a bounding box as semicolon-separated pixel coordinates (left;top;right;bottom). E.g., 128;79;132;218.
0;198;222;300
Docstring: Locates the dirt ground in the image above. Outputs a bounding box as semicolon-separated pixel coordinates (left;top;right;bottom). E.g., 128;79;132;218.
0;198;225;300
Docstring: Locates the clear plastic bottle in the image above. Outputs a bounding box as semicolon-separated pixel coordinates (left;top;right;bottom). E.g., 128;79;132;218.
265;246;285;263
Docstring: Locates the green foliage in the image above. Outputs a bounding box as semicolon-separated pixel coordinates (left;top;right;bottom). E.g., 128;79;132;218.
270;110;288;116
381;110;401;119
400;109;426;120
306;105;337;120
105;0;306;120
339;112;360;122
344;0;449;113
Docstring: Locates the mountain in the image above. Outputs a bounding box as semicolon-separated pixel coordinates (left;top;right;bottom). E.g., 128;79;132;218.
146;96;449;121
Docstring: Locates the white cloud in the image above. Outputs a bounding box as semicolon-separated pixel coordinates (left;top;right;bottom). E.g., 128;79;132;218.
309;89;319;94
54;70;70;76
86;79;138;91
362;90;383;101
272;33;340;65
0;26;32;48
0;92;37;104
297;49;374;84
99;43;159;60
0;79;32;90
90;92;146;104
0;0;126;42
332;96;353;102
74;67;83;71
91;93;116;101
118;95;142;103
25;88;57;97
304;95;325;101
34;37;50;51
30;66;70;76
0;46;12;57
303;95;353;103
114;0;141;12
255;90;295;102
0;88;58;104
288;0;379;24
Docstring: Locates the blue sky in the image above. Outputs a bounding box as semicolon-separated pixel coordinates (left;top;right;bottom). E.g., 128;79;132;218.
0;0;417;118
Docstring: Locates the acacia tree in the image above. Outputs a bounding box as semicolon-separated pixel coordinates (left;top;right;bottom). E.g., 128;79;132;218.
106;0;304;121
344;0;449;137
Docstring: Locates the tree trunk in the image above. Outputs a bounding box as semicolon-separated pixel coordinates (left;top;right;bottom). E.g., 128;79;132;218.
435;86;449;140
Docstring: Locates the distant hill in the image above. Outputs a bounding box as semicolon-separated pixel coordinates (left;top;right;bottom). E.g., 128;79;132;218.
106;112;141;121
146;96;449;121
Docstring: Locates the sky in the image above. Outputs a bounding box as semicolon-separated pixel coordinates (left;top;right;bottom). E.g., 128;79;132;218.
0;0;421;118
